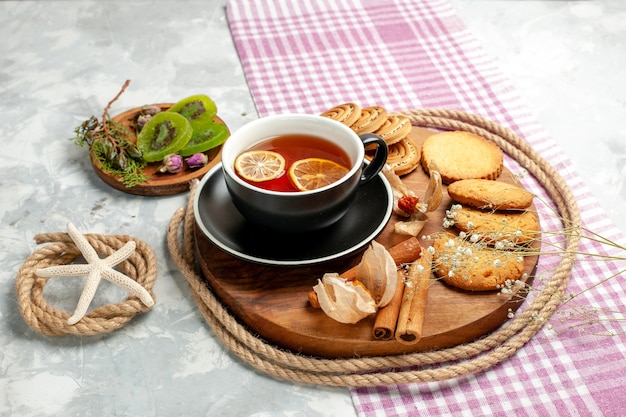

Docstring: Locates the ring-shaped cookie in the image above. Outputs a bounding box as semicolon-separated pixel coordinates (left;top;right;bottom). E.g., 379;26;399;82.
320;102;361;127
352;106;387;134
386;138;421;176
375;115;412;145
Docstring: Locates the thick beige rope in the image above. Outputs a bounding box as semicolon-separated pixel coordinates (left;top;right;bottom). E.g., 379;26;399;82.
167;108;581;386
15;232;158;336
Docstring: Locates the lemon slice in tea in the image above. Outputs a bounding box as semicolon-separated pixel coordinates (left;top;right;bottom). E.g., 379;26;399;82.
235;150;286;182
288;158;350;191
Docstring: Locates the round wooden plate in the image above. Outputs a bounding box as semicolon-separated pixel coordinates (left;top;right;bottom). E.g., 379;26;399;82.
195;126;539;358
90;103;228;196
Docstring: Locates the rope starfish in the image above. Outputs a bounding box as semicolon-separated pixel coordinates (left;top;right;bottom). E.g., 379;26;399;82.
36;222;155;325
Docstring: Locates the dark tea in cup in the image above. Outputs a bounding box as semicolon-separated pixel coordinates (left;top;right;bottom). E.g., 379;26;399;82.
220;114;388;233
234;134;352;192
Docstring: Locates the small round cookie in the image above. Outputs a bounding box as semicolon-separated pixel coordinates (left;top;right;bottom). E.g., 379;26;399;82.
352;106;387;134
320;103;361;127
421;131;503;184
386;138;421;176
374;115;412;146
432;233;525;291
451;205;540;245
448;179;534;210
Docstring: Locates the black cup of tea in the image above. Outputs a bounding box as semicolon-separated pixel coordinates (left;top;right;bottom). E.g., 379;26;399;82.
220;114;388;233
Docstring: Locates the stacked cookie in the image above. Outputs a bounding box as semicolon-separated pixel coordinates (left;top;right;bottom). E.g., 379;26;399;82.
446;179;540;245
410;129;538;290
320;103;420;175
434;178;540;291
322;104;541;292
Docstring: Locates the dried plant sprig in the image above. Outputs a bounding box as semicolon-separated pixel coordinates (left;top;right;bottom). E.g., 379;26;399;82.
71;80;149;187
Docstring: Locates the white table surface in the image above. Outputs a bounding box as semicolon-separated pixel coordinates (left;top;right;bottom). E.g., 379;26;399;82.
1;1;624;416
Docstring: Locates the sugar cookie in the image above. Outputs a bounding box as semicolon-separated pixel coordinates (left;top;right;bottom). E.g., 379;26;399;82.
451;206;540;245
448;179;534;210
432;233;525;291
421;131;503;184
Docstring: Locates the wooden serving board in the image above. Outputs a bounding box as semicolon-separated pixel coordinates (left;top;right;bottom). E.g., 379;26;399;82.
195;127;539;358
91;103;227;196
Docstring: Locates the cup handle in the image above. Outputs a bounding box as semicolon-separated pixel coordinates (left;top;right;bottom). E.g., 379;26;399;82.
359;133;388;185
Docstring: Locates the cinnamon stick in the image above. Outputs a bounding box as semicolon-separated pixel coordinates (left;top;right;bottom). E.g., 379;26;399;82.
340;237;421;281
372;270;405;340
395;249;432;344
308;237;422;307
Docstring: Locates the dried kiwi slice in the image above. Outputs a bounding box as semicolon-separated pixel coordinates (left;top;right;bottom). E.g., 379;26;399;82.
178;122;229;157
167;94;217;133
137;112;192;162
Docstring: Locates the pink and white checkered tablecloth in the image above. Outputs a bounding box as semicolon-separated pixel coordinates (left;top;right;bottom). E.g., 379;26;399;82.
226;0;626;415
